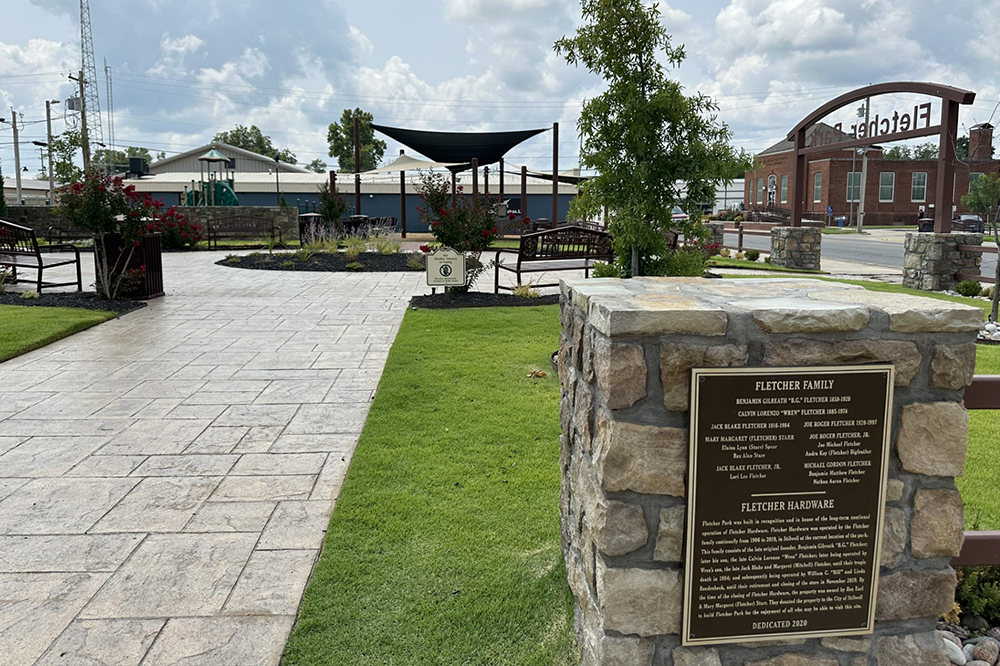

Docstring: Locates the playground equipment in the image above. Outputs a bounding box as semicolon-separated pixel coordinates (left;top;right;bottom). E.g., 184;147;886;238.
183;148;238;206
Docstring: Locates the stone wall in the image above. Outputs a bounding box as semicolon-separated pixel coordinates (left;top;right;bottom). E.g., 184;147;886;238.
558;276;981;666
770;227;822;271
176;206;299;241
4;206;78;239
3;205;300;244
903;232;983;292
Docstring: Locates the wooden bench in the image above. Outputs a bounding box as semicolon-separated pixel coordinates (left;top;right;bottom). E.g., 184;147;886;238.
0;218;82;292
494;225;613;293
206;215;282;249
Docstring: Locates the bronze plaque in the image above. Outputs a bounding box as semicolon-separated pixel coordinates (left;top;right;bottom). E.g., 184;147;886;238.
682;365;894;646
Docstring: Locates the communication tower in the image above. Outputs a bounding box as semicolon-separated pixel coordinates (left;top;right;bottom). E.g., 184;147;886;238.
79;0;103;158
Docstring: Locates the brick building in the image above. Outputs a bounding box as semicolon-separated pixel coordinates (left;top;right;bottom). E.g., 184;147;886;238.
745;122;999;225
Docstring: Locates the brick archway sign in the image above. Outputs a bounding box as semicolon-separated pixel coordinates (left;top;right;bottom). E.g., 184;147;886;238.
788;82;975;232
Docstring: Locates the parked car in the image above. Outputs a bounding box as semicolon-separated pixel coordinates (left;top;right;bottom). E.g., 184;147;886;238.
953;215;985;233
671;206;689;222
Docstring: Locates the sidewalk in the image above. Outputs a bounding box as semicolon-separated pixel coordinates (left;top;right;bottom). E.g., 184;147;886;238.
0;252;423;665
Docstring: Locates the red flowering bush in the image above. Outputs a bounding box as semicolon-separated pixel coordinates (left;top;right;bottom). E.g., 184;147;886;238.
147;207;204;250
416;171;504;289
58;169;163;298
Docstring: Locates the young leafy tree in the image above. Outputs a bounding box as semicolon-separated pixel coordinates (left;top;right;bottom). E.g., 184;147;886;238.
961;173;1000;320
50;129;83;184
94;146;154;168
305;158;328;174
327;108;386;172
212;124;297;163
555;0;750;277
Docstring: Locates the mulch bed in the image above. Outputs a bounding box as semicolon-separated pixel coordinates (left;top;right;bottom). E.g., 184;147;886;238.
410;292;560;309
218;251;417;272
0;291;147;316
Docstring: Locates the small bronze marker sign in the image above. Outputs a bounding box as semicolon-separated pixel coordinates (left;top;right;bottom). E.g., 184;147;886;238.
426;247;466;287
683;365;893;646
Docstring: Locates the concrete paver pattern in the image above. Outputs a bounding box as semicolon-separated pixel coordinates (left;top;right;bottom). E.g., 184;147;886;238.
0;252;423;666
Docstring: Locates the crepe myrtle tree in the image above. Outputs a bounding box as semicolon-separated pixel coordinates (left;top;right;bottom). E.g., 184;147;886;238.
555;0;751;277
961;172;1000;320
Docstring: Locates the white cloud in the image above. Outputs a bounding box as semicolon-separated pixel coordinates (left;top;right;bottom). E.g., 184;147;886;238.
347;26;374;58
160;34;204;55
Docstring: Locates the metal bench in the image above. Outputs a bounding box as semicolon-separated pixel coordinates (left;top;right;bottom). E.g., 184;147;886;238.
493;225;614;293
0;218;82;292
206;215;282;249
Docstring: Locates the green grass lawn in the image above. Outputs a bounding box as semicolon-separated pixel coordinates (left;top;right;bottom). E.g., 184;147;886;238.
963;344;1000;529
708;256;825;273
0;304;116;363
281;305;576;666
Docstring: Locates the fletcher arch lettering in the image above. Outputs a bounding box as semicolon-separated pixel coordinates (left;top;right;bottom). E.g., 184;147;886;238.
788;82;976;232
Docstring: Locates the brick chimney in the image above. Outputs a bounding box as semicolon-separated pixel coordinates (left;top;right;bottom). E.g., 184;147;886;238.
969;123;994;161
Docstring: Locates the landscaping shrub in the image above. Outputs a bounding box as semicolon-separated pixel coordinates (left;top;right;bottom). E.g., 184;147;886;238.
955;566;1000;626
957;280;984;297
512;283;541;298
663;246;706;277
417;171;501;289
147;206;204;250
592;261;622;278
745;249;760;262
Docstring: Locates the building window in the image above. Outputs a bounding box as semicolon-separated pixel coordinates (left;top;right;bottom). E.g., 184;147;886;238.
757;178;764;205
971;172;984;191
813;173;822;203
879;172;894;203
846;172;862;202
911;172;926;202
780;175;788;204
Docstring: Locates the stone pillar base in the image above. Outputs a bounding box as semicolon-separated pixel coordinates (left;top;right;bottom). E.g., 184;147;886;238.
903;232;983;292
770;226;821;270
559;276;981;666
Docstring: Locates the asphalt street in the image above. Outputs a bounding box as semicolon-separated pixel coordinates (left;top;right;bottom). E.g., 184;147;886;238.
737;228;997;278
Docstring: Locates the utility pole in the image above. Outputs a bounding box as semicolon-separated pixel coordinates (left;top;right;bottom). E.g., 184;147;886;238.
857;97;870;234
45;100;59;198
11;107;23;205
72;71;91;171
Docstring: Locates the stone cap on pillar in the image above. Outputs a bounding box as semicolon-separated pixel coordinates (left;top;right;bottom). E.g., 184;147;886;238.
559;277;983;338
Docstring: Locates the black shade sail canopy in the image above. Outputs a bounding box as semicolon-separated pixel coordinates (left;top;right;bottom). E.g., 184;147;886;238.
371;124;548;172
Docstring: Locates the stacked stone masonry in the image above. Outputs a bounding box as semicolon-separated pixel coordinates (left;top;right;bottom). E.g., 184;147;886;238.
558;276;981;666
902;232;983;292
770;227;822;271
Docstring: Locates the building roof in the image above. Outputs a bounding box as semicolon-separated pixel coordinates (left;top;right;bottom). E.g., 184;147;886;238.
125;170;578;195
758;122;864;157
150;141;310;174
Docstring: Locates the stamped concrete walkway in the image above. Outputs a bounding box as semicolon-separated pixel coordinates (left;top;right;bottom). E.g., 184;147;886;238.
0;253;423;665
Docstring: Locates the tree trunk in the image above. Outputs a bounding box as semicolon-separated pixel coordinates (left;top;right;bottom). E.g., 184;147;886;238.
631;244;640;277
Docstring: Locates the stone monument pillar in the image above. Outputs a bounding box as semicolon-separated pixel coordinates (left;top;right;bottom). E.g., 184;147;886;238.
558;276;980;666
770;227;821;271
903;232;983;292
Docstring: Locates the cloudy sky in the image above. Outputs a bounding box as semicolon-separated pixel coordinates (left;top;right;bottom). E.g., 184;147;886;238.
1;0;999;179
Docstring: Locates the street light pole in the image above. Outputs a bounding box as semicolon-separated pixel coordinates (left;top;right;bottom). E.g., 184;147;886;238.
857;97;870;234
274;156;280;206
